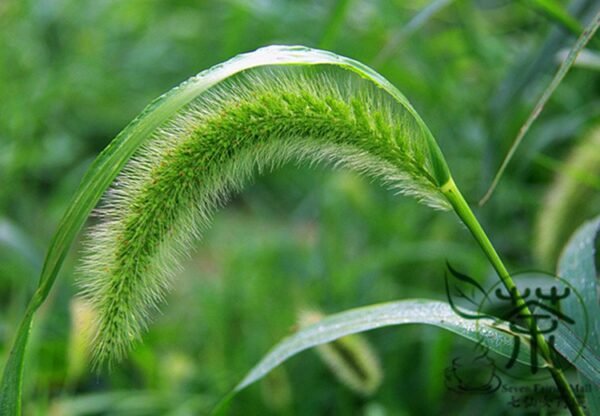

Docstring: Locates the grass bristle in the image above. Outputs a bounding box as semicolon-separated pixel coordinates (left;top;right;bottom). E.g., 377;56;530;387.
79;65;450;366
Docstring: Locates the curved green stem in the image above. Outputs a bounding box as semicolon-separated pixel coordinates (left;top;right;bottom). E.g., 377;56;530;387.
441;178;585;416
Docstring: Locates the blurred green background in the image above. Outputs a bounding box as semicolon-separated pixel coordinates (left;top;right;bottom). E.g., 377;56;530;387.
1;0;599;414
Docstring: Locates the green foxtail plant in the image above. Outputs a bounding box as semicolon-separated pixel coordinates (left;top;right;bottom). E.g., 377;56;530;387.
0;45;585;415
79;63;452;365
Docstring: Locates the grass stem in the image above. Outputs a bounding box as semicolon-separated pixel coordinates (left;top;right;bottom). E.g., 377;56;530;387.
441;178;585;416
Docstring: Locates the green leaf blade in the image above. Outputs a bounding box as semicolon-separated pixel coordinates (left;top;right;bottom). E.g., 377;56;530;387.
0;309;33;416
557;215;600;412
234;299;532;393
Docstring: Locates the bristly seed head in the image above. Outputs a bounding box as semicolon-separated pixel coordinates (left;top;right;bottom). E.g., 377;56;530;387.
79;63;452;366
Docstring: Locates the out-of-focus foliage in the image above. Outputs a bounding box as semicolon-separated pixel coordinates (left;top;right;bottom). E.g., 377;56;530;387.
535;124;600;267
0;0;598;414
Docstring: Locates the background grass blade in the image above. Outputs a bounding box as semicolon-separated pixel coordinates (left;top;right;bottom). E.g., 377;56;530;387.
523;0;583;35
319;0;353;49
534;126;600;267
479;10;600;206
227;300;534;403
557;47;600;70
557;215;600;412
0;219;41;271
374;0;453;67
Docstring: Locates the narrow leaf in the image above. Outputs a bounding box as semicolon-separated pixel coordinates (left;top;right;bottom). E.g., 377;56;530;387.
0;308;33;416
557;47;600;71
554;323;600;387
522;0;583;36
479;10;600;206
234;300;533;395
